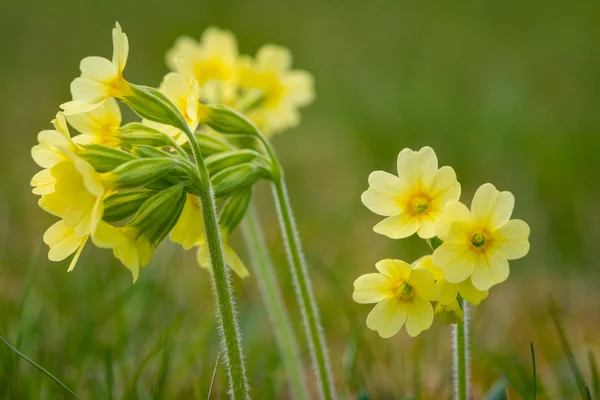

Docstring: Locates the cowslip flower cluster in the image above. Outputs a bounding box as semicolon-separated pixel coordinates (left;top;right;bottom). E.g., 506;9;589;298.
354;147;530;337
165;27;315;138
31;23;312;282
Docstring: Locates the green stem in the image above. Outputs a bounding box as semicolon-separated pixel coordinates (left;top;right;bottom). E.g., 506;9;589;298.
184;129;250;400
453;298;469;400
241;204;310;400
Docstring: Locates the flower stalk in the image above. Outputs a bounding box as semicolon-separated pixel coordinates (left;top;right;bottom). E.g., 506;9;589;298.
453;297;470;400
241;204;310;400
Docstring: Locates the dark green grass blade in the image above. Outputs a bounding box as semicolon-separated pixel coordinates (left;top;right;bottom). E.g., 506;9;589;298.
589;351;600;400
531;342;537;400
0;334;79;399
548;299;591;399
152;339;171;400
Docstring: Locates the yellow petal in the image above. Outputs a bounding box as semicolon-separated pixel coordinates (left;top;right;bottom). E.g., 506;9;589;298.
432;242;476;283
405;296;434;337
31;169;55;195
366;298;407;339
470;252;509;290
170;195;204;250
435;200;472;240
353;273;393;304
44;221;85;261
283;70;315;106
60;100;101;115
375;259;412;282
361;187;402;217
112;22;129;74
39;194;69;217
70;77;108;105
67;236;88;272
413;255;443;280
224;245;250;278
396;148;418;184
92;221;124;248
65;97;121;137
256;44;291;72
373;213;419;239
471;183;515;228
430;166;461;205
415;146;438;187
416;214;436;239
80;56;117;82
31;145;64;169
409;268;438;301
494;219;530;260
438;279;459;305
456;279;488;305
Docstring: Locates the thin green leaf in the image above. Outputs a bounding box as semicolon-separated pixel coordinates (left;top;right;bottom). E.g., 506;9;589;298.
531;342;537;400
589;351;600;400
0;334;79;399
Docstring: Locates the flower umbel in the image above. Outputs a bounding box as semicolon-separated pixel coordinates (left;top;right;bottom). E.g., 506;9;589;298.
432;183;530;290
353;259;438;338
362;146;461;239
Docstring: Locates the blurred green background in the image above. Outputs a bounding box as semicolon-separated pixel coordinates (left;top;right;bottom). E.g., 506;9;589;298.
1;0;600;398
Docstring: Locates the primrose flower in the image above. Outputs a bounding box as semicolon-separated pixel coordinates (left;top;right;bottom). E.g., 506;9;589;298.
432;183;530;290
415;255;488;306
62;22;130;114
65;98;122;146
353;259;438;338
170;195;249;278
166;27;239;104
31;127;107;271
145;69;203;144
237;44;314;137
362;147;461;239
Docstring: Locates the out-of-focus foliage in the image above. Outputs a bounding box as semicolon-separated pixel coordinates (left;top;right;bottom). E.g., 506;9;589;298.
1;0;599;398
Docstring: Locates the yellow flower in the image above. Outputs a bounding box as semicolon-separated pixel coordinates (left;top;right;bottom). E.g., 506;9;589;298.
145;70;203;144
432;183;530;290
30;112;77;168
170;195;249;278
65;98;122;146
353;259;438;338
166;27;239;104
361;147;461;239
237;44;314;137
414;255;488;306
92;222;154;282
61;22;130;114
31;133;106;272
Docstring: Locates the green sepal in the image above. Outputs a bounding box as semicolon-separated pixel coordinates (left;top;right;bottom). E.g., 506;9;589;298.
204;104;257;136
106;158;178;189
435;300;464;325
132;145;195;188
123;84;189;135
185;132;235;157
79;144;136;172
129;184;187;246
118;122;176;147
103;190;156;223
211;162;269;198
206;150;264;175
219;188;252;233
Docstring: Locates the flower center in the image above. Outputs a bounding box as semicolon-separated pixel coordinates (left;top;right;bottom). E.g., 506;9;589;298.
409;195;430;216
394;282;414;301
470;232;487;248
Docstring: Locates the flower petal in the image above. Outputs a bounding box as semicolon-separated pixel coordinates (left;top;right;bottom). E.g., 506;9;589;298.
373;213;419;239
456;279;488;305
409;268;438;301
405;296;434;337
112;22;129;73
432;242;476;283
80;56;117;82
361;187;402;217
353;273;393;304
366;298;407;339
430;166;461;205
375;259;411;282
494;219;530;260
470;252;509;290
44;221;84;262
65;97;121;137
396;148;417;184
283;70;315;106
415;146;438;187
224;245;250;278
472;183;515;228
256;44;291;72
70;77;108;105
435;201;472;240
438;279;459;305
416;214;436;239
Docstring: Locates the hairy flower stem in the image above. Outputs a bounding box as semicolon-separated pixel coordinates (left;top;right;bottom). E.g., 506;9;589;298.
453;297;470;400
184;129;250;400
252;133;335;400
241;204;310;400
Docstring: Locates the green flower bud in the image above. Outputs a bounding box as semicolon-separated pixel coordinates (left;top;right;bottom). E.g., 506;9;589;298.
211;162;269;198
219;188;252;233
104;158;178;189
118;122;176;147
123;84;189;135
202;104;257;136
435;300;464;325
131;145;197;189
129;184;187;246
79;144;136;172
206;150;265;175
191;132;235;157
103;190;156;223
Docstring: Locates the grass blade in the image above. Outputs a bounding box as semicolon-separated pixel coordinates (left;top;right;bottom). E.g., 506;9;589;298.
207;352;221;399
589;351;600;400
0;334;79;399
531;342;537;400
548;299;591;399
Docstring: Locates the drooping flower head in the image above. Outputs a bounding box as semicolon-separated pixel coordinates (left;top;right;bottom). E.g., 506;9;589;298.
353;259;438;338
432;183;530;290
166;27;239;104
65;98;122;146
362;146;461;239
61;22;131;114
237;45;314;137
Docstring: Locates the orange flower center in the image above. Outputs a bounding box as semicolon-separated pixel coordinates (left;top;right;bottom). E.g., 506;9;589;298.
409;194;430;216
394;282;414;301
